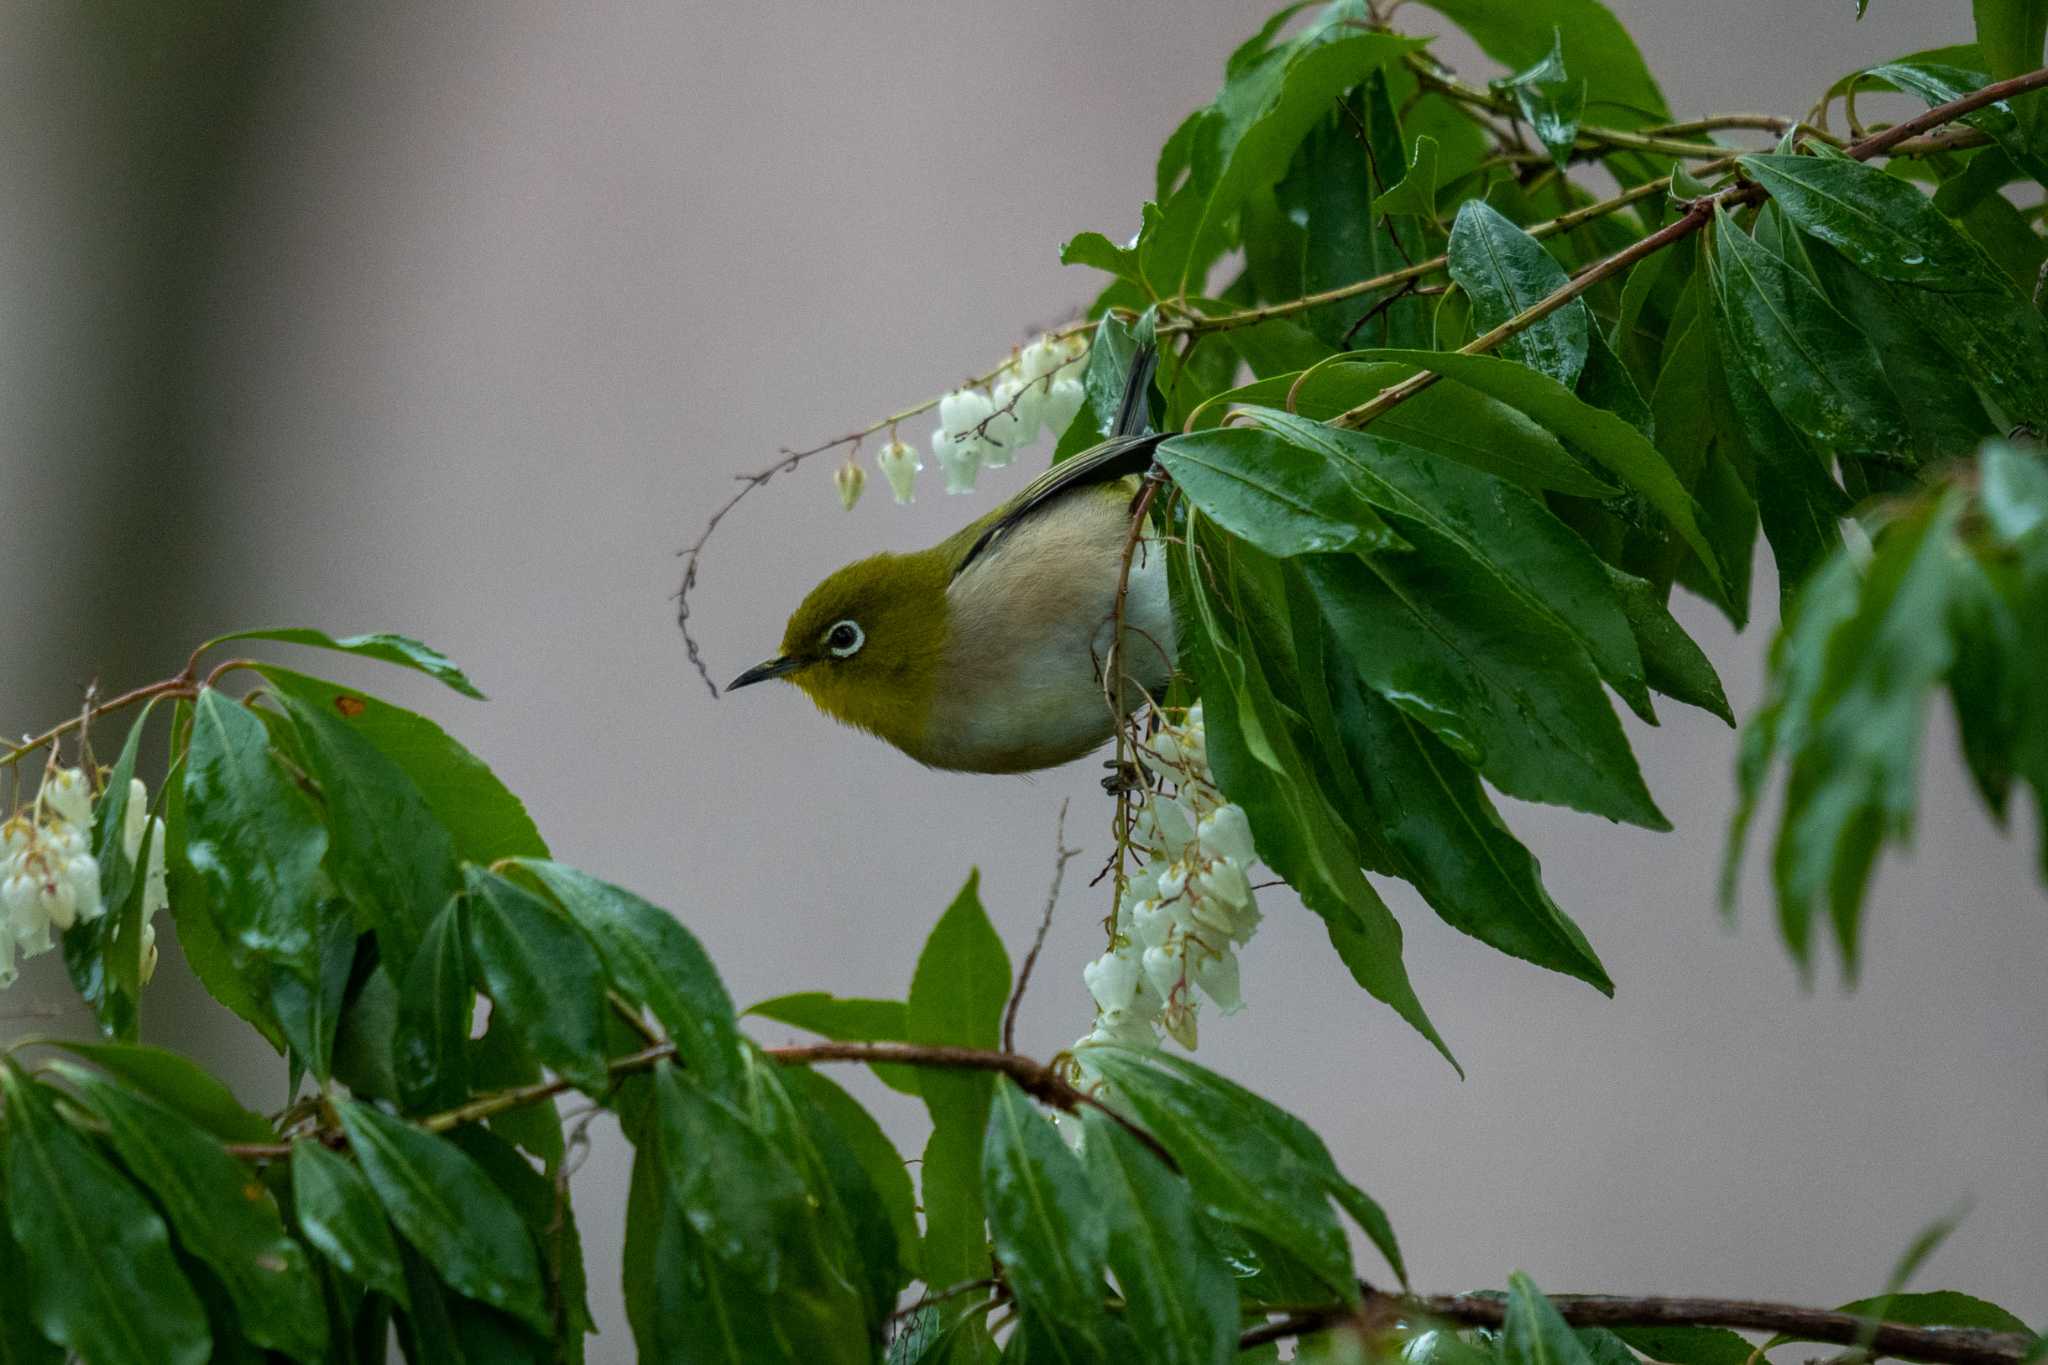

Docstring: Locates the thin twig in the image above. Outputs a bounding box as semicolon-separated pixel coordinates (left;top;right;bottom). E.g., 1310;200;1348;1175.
885;1277;1003;1326
1003;799;1080;1053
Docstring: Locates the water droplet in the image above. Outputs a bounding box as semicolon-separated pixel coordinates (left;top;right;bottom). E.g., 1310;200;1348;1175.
1901;252;1926;266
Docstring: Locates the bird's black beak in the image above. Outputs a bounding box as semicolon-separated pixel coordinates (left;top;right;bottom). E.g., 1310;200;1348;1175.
727;655;804;691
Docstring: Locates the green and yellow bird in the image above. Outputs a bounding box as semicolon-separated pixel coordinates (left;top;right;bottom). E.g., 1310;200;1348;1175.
728;348;1175;774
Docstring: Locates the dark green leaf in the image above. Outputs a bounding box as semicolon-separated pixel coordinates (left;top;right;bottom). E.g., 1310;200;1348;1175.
1708;204;1907;452
1081;1046;1358;1297
72;698;163;1037
652;1060;809;1291
0;1061;211;1365
443;1126;594;1355
1447;201;1590;386
183;686;330;1004
44;1040;271;1143
1740;154;2007;291
515;859;742;1093
1252;408;1653;718
208;627;484;697
257;665;545;863
63;1067;326;1362
1060;231;1140;285
1304;548;1667;828
1494;32;1586;169
982;1080;1110;1336
394;897;473;1111
783;1065;920;1290
266;901;355;1084
1578;323;1654;438
1050;315;1142;463
1611;1326;1759;1365
1604;569;1734;723
267;675;462;971
1080;1109;1238;1365
465;1002;566;1171
1157;426;1404;557
1342;348;1721;579
906;872;1011;1294
1832;1290;2034;1336
1325;664;1613;990
0;1215;62;1365
465;869;610;1094
335;1098;549;1333
291;1140;411;1307
394;1245;551;1365
1868;63;2048;185
1505;1273;1599;1365
1207;361;1614;496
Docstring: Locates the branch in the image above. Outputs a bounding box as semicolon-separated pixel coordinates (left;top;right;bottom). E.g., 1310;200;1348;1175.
1245;1287;2041;1365
1004;799;1079;1053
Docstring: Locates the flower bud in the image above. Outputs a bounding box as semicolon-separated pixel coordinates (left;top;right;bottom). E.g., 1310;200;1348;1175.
834;456;865;511
1042;375;1085;436
122;779;149;864
1160;998;1199;1050
39;767;91;829
139;920;159;985
1083;949;1139;1014
875;439;922;504
931;427;982;495
1197;803;1256;865
142;819;169;918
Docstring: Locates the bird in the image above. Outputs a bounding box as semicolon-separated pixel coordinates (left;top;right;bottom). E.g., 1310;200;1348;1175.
727;346;1176;774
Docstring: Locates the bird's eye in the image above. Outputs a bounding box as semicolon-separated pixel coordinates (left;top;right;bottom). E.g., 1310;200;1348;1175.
824;620;864;657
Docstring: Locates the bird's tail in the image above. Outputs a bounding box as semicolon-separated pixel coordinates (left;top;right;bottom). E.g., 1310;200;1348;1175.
1112;343;1159;438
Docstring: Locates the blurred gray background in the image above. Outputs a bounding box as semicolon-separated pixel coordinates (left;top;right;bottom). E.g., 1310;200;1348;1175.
4;2;2042;1356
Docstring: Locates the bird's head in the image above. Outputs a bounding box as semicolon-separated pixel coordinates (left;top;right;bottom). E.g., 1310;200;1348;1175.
727;549;951;746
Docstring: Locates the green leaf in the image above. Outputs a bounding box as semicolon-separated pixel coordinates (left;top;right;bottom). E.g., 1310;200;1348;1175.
1739;154;2008;292
1207;361;1615;497
291;1140;411;1307
1578;322;1655;439
208;627;484;697
444;1126;594;1353
1604;569;1734;724
62;1067;327;1362
257;665;545;864
394;1244;551;1365
1080;1109;1238;1365
1177;536;1455;1064
465;1002;565;1171
1494;32;1587;170
1771;493;1970;975
266;898;356;1084
1324;663;1613;990
1708;204;1907;453
982;1080;1110;1337
1505;1273;1599;1365
0;1061;211;1365
1868;63;2048;186
1252;409;1654;719
463;870;609;1094
1157;426;1404;557
745;990;918;1095
183;687;331;1007
1378;133;1442;219
393;897;474;1111
652;1060;809;1291
1060;230;1141;286
1610;1327;1758;1365
1304;547;1666;828
1411;0;1670;122
42;1040;272;1142
1447;200;1590;386
1340;348;1721;580
267;675;462;971
335;1098;550;1333
70;698;163;1037
906;872;1012;1294
1832;1290;2034;1337
0;1215;62;1365
1972;0;2048;92
783;1066;920;1289
1050;315;1142;463
1081;1046;1360;1297
515;859;743;1093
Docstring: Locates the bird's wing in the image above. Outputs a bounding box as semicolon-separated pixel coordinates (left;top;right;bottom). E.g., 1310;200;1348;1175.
946;343;1163;580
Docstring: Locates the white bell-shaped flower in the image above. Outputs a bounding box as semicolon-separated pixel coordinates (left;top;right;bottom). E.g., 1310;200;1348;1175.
931;427;981;495
875;439;922;505
122;780;149;864
142;818;169;918
986;375;1042;462
1141;795;1194;857
65;853;103;924
1086;1007;1159;1051
1129;897;1173;950
834;457;865;511
1120;860;1164;906
1042;375;1085;437
937;387;994;440
1194;858;1254;915
1190;942;1244;1015
140;919;159;984
1141;943;1184;1001
1017;335;1066;385
1197;803;1256;865
2;815;31;862
40;767;92;830
1083;948;1140;1014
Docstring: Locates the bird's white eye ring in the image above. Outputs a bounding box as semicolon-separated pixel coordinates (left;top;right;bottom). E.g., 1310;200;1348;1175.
824;620;864;657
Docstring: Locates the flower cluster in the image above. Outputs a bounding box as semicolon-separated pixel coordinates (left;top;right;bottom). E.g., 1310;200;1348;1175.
1072;704;1262;1064
0;768;166;989
847;333;1088;507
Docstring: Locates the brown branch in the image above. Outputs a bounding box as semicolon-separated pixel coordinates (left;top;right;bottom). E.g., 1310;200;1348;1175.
1003;799;1079;1053
1245;1288;2041;1365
